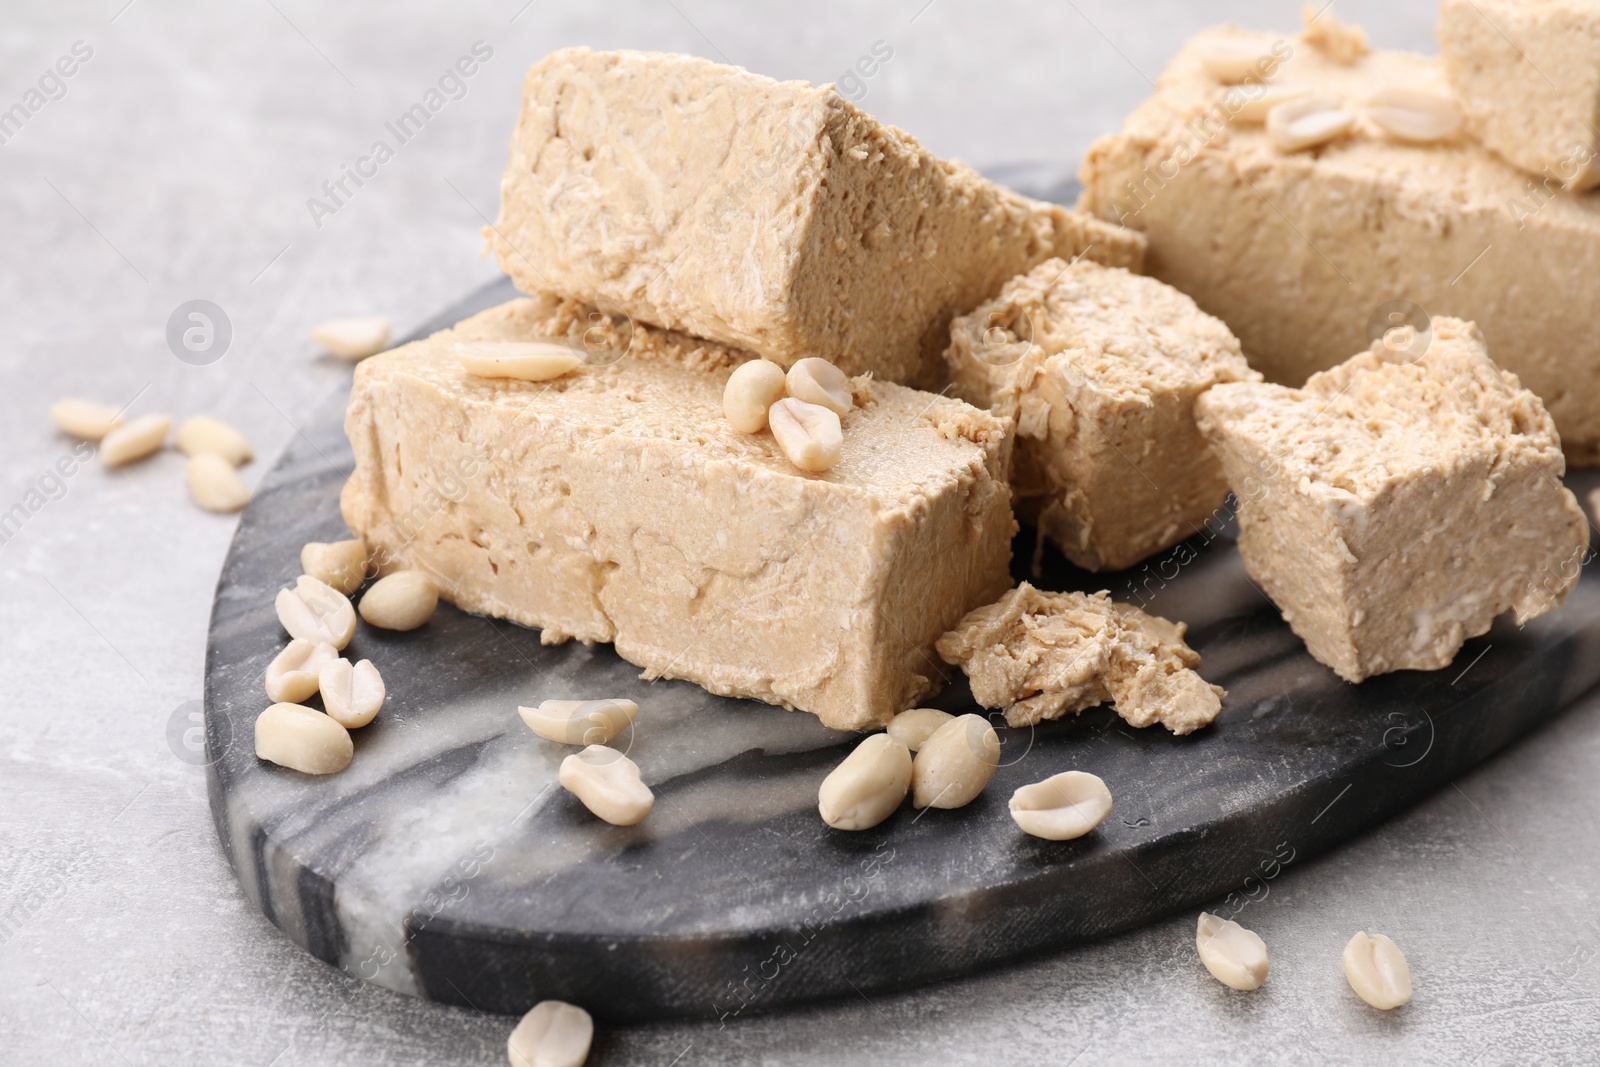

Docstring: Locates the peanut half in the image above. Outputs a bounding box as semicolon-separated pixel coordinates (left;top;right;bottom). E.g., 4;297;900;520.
312;316;390;361
722;359;788;433
319;658;385;729
50;398;123;441
175;414;253;466
1266;94;1355;152
100;414;172;468
1196;912;1269;991
785;357;853;417
456;340;581;382
886;708;954;753
1195;38;1277;83
911;713;999;809
559;745;654;826
1367;85;1462;144
255;702;353;775
301;538;369;596
519;699;639;746
1009;771;1113;840
818;733;912;831
769;397;843;473
186;453;252;512
1228;82;1312;124
1342;931;1412;1009
507;1000;593;1067
276;574;358;650
264;638;339;704
358;570;439;630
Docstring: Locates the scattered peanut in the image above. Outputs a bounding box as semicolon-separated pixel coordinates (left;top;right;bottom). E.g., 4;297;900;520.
911;713;999;809
1367;85;1462;144
818;733;913;831
520;699;639;746
50;398;123;441
785;357;853;417
320;658;386;729
558;745;654;826
1342;932;1412;1010
276;574;358;650
886;708;954;753
100;414;172;468
186;453;252;512
255;702;353;775
1195;38;1276;83
301;538;369;596
1009;771;1113;841
264;638;339;704
1196;912;1270;991
358;570;439;630
768;397;842;473
456;340;581;382
1228;82;1312;124
175;414;253;466
722;359;788;433
507;1000;593;1067
1267;94;1356;152
312;316;391;360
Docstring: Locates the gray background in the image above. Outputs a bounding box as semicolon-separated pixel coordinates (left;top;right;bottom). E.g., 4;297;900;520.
2;1;1596;1063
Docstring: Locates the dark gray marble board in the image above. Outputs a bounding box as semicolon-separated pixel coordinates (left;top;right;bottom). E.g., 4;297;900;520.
205;171;1600;1024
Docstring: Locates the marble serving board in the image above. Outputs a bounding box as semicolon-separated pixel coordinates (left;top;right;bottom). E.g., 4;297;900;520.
204;173;1600;1024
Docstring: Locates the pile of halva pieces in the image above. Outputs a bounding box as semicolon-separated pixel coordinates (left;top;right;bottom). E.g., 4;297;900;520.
257;16;1591;843
225;7;1600;1046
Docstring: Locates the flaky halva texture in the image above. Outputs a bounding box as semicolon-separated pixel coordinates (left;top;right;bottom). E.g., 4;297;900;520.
491;47;1145;390
945;258;1258;571
1196;317;1591;684
936;582;1224;735
341;295;1017;731
1077;21;1600;464
1440;0;1600;191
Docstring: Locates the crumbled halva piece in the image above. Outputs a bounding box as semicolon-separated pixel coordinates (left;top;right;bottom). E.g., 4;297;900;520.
341;296;1017;731
935;582;1224;734
1078;25;1600;464
491;47;1146;389
1195;317;1590;683
1440;0;1600;191
1300;4;1369;65
945;258;1259;571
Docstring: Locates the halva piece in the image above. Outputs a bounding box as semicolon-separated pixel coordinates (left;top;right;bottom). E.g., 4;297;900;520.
341;296;1017;731
935;582;1224;734
1195;317;1590;683
1078;23;1600;463
1440;0;1600;191
945;258;1259;571
492;47;1145;388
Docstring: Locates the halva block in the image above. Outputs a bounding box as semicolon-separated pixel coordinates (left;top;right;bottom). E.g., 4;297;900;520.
492;47;1145;388
945;258;1259;571
1440;0;1600;190
1195;317;1590;682
1078;22;1600;463
341;296;1017;730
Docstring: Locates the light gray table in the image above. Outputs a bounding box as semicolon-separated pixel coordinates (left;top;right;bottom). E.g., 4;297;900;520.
2;1;1595;1063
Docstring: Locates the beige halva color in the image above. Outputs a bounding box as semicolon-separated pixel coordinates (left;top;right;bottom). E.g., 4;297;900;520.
1439;0;1600;191
936;582;1224;735
490;48;1145;389
1078;22;1600;463
341;296;1017;731
945;257;1258;571
1196;317;1590;683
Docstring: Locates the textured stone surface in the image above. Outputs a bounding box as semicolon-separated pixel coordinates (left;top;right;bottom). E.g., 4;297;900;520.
6;2;1600;1064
